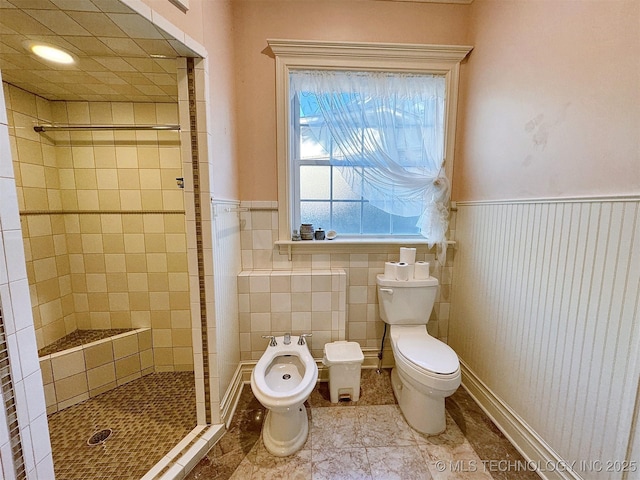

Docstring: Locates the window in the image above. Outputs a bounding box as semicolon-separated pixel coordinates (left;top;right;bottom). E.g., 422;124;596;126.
269;40;472;247
291;70;445;236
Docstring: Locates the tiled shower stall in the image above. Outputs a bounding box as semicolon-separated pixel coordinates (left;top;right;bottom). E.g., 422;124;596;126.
5;82;192;375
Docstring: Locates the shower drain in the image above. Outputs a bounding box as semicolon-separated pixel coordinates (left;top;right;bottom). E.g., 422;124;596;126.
282;374;291;380
87;429;112;446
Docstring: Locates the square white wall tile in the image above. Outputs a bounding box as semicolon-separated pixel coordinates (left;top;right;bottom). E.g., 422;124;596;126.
0;177;20;231
3;231;27;282
251;230;272;250
8;279;32;332
270;293;291;313
248;274;270;293
35;454;55;480
290;274;311;292
23;372;46;423
16;327;40;378
0;126;15;178
0;285;15;335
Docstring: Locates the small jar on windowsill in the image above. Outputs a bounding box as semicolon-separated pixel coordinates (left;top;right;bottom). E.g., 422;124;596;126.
300;223;314;240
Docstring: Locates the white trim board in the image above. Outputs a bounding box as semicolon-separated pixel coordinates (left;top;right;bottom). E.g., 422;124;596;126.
454;194;640;206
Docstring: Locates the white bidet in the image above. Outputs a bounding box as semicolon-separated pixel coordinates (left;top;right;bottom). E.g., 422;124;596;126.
250;333;318;456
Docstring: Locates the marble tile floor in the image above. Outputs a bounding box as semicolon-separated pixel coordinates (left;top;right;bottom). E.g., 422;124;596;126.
187;368;539;480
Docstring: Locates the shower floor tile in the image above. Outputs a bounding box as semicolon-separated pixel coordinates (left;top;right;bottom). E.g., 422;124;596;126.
47;371;196;480
187;368;539;480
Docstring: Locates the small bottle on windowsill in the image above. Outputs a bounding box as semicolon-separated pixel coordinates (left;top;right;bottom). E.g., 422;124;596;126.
292;229;301;241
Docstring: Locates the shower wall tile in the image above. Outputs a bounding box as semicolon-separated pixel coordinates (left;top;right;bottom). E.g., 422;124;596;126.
113;333;139;359
84;342;113;369
87;363;116;391
6;82;193;372
115;354;141;381
51;349;85;380
239;200;454;352
6;83;72;349
55;372;88;403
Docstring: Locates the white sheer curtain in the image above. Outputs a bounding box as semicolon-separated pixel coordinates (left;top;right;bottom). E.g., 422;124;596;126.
290;70;449;259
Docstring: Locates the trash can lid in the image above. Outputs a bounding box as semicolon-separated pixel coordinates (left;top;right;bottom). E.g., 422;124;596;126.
324;341;364;364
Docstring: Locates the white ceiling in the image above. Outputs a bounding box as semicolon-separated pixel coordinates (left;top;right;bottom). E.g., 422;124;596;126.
0;0;199;102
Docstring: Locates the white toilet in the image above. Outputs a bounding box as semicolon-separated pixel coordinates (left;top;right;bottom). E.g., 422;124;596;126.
250;333;318;456
376;274;461;435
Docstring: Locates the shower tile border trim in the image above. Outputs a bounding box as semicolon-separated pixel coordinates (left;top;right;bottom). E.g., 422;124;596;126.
0;302;26;480
141;424;224;480
38;328;141;359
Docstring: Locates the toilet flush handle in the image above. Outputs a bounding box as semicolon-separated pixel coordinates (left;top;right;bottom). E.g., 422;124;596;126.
379;288;394;295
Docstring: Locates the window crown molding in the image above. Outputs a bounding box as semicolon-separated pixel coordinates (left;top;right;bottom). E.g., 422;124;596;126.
383;0;473;4
267;39;473;65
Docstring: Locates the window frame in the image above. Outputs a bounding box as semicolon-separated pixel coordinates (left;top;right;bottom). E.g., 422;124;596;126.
268;39;472;243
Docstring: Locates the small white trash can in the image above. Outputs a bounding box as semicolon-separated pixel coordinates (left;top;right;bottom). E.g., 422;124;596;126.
323;341;364;403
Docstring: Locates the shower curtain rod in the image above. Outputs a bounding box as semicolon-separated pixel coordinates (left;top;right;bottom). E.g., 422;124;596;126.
33;124;181;132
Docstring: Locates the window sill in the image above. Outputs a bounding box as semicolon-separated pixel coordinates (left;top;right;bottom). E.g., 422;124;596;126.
275;238;456;260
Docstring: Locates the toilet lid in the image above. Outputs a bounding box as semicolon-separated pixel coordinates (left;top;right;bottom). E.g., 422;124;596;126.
396;333;459;374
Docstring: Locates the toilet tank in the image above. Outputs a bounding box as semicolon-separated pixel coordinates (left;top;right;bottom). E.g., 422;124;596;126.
376;274;439;325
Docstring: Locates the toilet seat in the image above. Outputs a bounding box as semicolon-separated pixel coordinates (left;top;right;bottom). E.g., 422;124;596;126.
390;326;459;375
396;332;459;375
390;326;460;398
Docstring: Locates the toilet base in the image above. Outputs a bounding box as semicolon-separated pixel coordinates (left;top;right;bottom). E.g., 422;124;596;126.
391;367;446;435
261;406;309;457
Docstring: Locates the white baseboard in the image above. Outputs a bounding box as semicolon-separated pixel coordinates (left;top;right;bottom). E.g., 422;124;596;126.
461;361;581;480
220;366;245;428
141;424;225;480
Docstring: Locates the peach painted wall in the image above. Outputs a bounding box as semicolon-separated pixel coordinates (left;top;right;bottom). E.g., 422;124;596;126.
454;0;640;201
139;0;239;200
232;0;471;200
139;0;205;45
202;0;239;200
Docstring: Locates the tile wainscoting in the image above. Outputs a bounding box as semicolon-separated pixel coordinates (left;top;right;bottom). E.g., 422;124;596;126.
238;269;346;359
238;201;455;354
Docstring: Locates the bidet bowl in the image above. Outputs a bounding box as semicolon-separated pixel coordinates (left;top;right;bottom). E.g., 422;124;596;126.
251;335;318;456
264;355;304;392
251;339;317;412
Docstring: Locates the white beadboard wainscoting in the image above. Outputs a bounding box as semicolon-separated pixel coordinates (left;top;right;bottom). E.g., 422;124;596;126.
450;197;640;480
211;199;243;423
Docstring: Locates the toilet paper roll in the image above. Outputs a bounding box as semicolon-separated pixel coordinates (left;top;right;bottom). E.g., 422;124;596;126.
395;262;411;281
384;261;398;280
414;261;430;279
399;247;416;265
407;264;415;280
